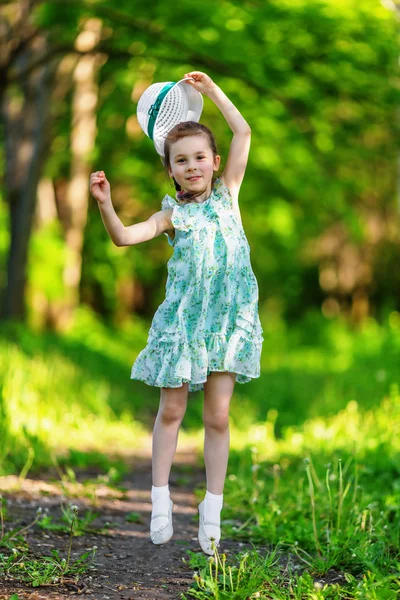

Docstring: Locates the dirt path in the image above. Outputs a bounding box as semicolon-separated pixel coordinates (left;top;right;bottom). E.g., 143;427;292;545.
0;441;255;600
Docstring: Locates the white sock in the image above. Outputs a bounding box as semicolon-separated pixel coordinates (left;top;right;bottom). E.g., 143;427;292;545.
151;484;170;529
204;490;223;527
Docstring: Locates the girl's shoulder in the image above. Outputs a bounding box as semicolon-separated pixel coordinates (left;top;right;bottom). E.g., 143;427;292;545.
160;193;191;239
161;194;177;210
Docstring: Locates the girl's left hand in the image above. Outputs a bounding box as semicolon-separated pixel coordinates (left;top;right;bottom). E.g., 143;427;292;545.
183;71;216;95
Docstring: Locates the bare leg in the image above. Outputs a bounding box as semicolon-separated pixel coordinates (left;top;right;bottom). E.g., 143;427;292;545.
197;372;236;554
150;383;189;544
152;383;189;486
203;372;236;494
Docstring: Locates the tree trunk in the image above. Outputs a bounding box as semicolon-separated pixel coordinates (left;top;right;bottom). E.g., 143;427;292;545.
50;24;103;331
1;35;58;321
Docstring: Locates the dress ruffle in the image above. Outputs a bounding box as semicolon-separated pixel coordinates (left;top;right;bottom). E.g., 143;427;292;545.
130;327;263;392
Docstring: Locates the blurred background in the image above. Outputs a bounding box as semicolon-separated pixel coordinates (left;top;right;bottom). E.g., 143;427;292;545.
0;0;399;474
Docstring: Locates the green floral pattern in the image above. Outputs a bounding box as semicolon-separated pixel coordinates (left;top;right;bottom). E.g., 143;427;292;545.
130;177;264;392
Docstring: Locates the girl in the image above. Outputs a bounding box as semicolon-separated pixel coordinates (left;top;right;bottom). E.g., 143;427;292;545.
89;71;264;555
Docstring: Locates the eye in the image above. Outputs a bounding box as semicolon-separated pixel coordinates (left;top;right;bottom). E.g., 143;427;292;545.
197;155;205;159
177;158;185;163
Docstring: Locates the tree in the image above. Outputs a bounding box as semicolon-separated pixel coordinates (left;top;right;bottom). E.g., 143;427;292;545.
1;1;58;320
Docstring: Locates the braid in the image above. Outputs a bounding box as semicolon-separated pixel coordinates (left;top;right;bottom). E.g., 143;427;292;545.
173;177;193;202
173;177;181;192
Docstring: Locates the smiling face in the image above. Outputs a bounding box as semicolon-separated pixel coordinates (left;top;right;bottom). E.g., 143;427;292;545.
167;134;221;196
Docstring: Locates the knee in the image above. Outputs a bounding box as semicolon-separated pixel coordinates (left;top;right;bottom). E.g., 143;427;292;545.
159;402;186;426
203;411;229;433
158;385;188;425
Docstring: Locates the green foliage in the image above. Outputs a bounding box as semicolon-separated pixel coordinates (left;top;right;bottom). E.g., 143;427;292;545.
37;505;104;536
28;220;66;302
0;197;9;294
0;545;96;588
0;502;96;588
183;547;283;599
182;541;400;598
4;0;396;324
125;512;142;523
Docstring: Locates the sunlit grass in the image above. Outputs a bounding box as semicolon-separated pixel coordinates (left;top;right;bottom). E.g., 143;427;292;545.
1;308;399;474
0;340;148;473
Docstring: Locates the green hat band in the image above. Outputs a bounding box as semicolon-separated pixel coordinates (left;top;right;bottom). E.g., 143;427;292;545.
147;82;176;140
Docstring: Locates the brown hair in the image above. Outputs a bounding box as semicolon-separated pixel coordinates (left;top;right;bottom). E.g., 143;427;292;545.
163;121;220;203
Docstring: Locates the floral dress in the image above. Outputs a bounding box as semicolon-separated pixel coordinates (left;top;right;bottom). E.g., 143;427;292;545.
130;177;264;392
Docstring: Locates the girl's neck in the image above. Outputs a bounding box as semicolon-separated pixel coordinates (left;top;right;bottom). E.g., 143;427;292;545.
192;183;212;203
179;180;213;204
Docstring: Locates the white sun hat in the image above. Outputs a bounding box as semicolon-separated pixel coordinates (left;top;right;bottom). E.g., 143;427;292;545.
136;78;204;156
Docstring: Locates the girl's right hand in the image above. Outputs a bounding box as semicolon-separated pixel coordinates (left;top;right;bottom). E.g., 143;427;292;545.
183;71;216;96
89;171;111;204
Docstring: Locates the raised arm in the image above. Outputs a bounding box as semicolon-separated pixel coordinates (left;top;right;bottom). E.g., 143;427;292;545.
89;171;171;246
183;72;251;195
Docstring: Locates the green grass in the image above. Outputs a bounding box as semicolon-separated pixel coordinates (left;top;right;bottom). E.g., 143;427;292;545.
1;306;399;473
0;307;400;597
184;381;400;598
0;503;97;588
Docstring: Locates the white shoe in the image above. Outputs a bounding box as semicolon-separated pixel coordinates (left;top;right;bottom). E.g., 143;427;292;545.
150;498;173;545
198;500;221;555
